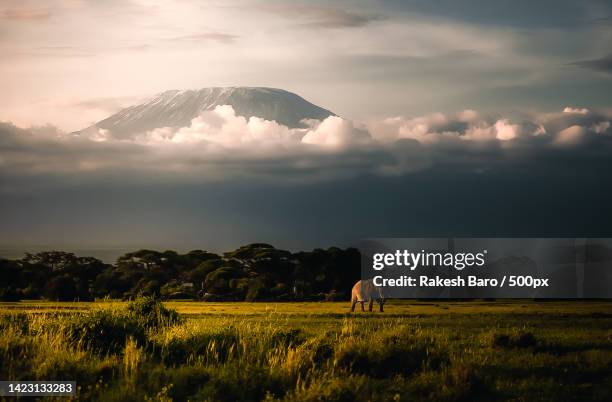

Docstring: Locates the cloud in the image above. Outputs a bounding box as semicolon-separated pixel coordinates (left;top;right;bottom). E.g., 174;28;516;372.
563;107;590;114
168;32;239;44
555;125;587;146
130;106;370;152
2;106;612;250
301;116;371;148
165;105;293;147
572;55;612;74
367;111;547;143
592;121;611;133
537;107;612;136
257;4;383;28
1;106;612;188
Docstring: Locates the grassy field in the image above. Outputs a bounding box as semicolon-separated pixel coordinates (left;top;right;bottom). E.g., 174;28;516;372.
1;300;611;401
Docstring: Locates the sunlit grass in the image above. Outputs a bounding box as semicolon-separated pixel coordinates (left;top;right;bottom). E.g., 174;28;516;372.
0;300;611;401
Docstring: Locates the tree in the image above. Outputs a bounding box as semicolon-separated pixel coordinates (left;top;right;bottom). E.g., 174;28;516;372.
0;245;362;301
23;251;78;271
204;267;247;294
44;275;77;301
0;259;22;299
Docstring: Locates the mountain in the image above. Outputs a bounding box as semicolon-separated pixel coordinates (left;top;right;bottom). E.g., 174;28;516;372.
80;87;335;137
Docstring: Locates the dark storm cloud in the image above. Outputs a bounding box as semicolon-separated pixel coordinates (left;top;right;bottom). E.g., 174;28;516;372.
2;106;612;249
2;143;612;252
572;54;612;74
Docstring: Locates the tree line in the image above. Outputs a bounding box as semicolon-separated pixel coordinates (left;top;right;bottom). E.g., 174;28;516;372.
0;244;360;302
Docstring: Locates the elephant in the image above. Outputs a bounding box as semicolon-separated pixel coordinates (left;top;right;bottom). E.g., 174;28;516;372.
350;279;385;312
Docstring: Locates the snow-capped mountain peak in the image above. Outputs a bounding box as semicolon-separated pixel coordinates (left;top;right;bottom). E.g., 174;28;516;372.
80;87;335;137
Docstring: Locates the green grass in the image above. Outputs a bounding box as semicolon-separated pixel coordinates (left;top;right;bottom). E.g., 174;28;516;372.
1;300;611;401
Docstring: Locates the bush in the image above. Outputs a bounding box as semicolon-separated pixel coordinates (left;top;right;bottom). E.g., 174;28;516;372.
67;297;181;354
67;310;146;355
125;296;182;329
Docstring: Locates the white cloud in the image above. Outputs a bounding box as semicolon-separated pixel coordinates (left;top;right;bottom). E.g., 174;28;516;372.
563;107;590;115
367;111;546;143
136;106;371;151
2;107;612;184
301;116;370;148
145;105;294;147
555;125;587;146
493;119;521;141
88;128;111;143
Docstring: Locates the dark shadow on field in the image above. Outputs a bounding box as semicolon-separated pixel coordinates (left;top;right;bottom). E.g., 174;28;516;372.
481;363;611;387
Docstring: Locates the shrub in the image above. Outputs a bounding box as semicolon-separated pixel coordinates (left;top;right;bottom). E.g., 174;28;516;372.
67;310;146;355
67;297;181;354
126;296;182;329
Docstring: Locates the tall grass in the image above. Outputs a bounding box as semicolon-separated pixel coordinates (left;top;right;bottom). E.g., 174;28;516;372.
0;300;611;401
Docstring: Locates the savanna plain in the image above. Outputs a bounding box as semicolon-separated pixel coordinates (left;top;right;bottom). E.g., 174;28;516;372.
1;299;611;401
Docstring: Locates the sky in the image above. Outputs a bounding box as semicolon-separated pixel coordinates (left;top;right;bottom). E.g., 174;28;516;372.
1;0;612;257
2;0;612;130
